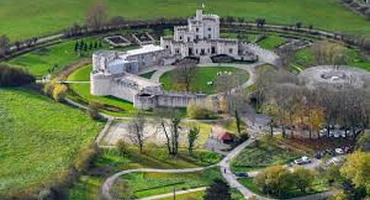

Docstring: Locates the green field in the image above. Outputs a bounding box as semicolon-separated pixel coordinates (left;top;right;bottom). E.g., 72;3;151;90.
292;46;370;71
159;66;249;94
116;168;221;198
68;148;222;200
231;137;301;172
257;35;287;50
1;0;370;41
7;37;107;77
0;88;103;196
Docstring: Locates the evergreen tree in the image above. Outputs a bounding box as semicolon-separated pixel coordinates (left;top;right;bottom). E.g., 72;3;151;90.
203;179;232;200
80;40;85;50
99;40;102;48
94;41;98;49
84;44;88;51
89;42;93;50
74;41;79;52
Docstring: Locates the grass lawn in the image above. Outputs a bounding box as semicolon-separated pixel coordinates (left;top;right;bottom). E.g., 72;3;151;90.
257;35;287;50
1;0;370;41
239;177;329;199
159;66;249;94
115;168;221;199
68;148;222;200
139;70;157;79
231;136;302;172
220;32;259;42
292;46;370;71
157;190;204;200
7;37;107;77
0;88;103;196
66;65;138;117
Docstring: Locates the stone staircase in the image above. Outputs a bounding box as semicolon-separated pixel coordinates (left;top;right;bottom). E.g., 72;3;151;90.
199;56;213;64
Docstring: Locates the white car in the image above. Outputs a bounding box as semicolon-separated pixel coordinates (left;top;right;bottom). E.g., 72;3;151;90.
335;148;344;155
294;156;312;165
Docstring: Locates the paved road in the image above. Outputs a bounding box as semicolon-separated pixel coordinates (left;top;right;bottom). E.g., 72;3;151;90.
219;138;274;199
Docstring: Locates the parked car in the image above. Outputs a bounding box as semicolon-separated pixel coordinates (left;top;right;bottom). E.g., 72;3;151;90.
234;172;248;177
335;148;344;155
294;156;312;165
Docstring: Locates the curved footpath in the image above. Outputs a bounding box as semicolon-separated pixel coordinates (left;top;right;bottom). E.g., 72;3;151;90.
101;165;218;200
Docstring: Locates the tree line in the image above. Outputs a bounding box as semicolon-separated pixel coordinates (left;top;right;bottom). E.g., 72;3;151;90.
0;64;35;87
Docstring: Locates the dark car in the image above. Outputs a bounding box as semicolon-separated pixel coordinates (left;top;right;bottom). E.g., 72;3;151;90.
234;172;249;177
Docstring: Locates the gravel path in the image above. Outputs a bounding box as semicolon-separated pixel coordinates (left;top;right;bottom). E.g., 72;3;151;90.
137;187;207;200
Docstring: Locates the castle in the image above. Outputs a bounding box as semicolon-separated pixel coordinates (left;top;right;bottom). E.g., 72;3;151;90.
91;9;253;109
161;9;252;60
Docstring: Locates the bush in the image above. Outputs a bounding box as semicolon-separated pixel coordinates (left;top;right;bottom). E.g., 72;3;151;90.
187;101;214;119
87;100;103;120
0;64;35;86
74;144;100;173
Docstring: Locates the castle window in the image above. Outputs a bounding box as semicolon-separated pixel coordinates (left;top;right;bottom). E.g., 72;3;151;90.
229;48;233;54
196;35;199;40
208;34;211;39
208;28;211;31
179;36;182;40
196;28;199;32
166;45;169;49
187;37;191;42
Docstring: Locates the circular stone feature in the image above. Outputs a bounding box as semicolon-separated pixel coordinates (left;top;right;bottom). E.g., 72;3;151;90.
159;66;250;94
299;65;370;89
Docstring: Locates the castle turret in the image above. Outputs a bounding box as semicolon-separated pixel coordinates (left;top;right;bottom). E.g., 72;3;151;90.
196;9;203;21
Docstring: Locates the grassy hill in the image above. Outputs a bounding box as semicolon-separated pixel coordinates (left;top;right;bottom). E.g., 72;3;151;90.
0;0;369;41
0;88;103;196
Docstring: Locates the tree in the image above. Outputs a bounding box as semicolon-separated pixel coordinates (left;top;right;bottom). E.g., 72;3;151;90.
291;167;316;193
254;165;293;197
88;100;103;120
261;103;281;136
0;35;10;57
51;83;68;102
127;113;147;153
187;126;199;155
359;36;370;52
74;41;79;52
172;59;198;92
311;40;349;67
356;132;370;151
154;108;182;156
305;106;325;139
203;179;232;200
340;151;370;193
228;94;247;136
86;0;107;31
187;100;212;119
115;139;129;156
0;64;35;86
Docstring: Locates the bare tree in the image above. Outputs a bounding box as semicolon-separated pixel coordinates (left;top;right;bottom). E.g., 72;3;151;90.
187;126;200;155
86;0;107;31
228;93;248;136
0;35;10;57
127;113;147;153
173;59;198;92
311;40;348;68
154;108;182;156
